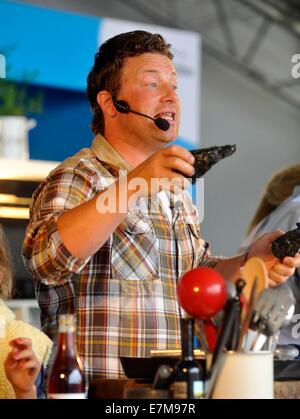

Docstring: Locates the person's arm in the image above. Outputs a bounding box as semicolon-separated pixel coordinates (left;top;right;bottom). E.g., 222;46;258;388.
214;253;247;283
58;145;195;259
23;145;194;280
56;179;130;260
4;338;40;399
215;230;300;287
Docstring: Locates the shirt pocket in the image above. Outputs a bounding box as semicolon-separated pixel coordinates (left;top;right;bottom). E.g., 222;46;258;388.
111;213;159;280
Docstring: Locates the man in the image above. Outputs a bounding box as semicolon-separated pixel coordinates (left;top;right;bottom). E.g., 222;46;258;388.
23;31;300;382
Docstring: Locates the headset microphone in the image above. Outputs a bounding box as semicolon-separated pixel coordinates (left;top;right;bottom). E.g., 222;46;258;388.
113;98;170;132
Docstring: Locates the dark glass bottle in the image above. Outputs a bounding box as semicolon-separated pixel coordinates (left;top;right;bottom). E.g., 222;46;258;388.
171;317;204;399
47;314;85;399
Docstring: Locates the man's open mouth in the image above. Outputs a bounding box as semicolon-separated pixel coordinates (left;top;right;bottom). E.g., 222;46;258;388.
154;112;175;121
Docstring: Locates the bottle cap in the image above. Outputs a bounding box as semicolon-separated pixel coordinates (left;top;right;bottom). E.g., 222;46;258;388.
58;314;75;332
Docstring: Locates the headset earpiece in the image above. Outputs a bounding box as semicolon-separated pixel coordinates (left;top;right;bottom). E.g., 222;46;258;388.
112;97;130;114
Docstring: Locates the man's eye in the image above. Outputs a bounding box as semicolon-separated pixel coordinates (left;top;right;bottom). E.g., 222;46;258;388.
146;82;157;88
172;85;178;91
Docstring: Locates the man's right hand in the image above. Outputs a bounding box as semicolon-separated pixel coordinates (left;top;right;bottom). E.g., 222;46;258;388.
127;145;195;197
57;146;195;260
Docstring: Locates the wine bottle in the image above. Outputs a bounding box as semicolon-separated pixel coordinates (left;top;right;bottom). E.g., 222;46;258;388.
171;317;204;399
47;314;85;399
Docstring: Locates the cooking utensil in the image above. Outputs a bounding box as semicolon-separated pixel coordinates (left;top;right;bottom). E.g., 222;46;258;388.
274;345;299;361
177;267;227;320
251;287;295;336
204;303;236;399
237;277;258;351
239;257;268;304
227;279;246;350
248;287;295;351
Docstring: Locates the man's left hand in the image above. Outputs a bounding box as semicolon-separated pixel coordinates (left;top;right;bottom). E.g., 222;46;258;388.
248;230;300;287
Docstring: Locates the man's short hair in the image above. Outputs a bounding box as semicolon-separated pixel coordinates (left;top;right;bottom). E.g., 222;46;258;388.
86;30;173;135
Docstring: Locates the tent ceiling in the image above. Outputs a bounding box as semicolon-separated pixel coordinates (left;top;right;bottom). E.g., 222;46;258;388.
19;0;300;111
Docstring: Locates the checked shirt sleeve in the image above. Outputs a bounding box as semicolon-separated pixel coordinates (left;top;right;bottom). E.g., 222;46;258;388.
22;167;100;286
199;239;226;269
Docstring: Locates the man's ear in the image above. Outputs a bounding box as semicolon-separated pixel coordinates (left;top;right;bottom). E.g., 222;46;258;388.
96;91;117;118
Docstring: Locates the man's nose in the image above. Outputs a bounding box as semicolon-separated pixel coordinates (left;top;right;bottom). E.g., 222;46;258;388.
160;83;178;102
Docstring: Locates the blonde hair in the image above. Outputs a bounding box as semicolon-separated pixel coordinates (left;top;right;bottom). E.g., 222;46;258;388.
248;164;300;234
0;224;13;299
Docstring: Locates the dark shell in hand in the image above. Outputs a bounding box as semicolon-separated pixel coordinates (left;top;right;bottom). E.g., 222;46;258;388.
190;144;236;184
271;223;300;260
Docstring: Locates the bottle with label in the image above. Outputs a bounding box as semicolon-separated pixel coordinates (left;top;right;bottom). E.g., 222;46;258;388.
171;317;204;399
47;314;85;399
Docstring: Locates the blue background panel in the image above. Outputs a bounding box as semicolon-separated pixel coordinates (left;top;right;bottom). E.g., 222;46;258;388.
0;1;100;91
0;1;194;162
29;85;93;161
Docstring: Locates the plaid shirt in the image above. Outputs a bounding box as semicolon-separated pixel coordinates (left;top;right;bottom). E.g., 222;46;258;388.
23;134;221;382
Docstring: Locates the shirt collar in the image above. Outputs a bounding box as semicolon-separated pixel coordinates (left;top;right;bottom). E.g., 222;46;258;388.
91;134;133;172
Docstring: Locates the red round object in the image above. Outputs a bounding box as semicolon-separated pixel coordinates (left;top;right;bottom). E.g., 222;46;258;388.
177;267;227;319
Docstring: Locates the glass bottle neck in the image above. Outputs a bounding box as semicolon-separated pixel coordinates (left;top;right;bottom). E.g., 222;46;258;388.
181;318;194;361
56;329;77;357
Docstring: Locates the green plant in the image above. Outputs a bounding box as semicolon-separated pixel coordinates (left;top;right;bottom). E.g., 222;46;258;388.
0;44;44;116
0;79;44;116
